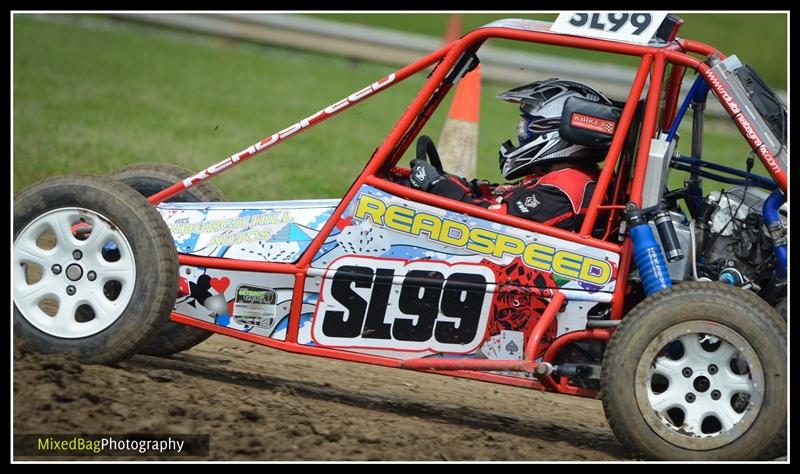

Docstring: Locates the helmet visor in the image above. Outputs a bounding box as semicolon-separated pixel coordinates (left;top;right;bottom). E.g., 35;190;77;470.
519;97;545;116
516;117;530;144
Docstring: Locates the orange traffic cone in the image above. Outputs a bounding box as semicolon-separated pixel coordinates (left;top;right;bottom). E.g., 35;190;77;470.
438;14;481;180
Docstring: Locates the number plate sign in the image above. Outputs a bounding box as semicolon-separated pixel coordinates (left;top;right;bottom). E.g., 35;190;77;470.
312;257;494;354
551;12;669;45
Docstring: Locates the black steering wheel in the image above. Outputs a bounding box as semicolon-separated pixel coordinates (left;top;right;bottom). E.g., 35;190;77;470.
415;135;445;175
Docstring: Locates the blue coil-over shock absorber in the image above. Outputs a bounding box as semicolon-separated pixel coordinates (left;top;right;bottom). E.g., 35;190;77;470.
626;203;672;296
763;189;787;280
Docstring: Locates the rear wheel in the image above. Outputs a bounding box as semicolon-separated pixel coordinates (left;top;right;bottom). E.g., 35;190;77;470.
601;282;786;460
13;175;178;364
108;163;225;356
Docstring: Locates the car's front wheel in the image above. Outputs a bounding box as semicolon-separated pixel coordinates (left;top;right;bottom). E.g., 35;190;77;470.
601;282;786;460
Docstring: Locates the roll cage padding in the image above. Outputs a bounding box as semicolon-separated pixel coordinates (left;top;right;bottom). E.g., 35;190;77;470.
559;97;623;149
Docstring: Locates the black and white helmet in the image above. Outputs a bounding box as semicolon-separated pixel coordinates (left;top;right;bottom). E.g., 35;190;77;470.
497;78;613;180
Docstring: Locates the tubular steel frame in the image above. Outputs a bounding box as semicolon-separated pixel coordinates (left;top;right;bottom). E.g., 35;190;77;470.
151;24;786;398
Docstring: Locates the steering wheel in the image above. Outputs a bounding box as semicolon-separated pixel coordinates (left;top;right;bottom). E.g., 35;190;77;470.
415;135;445;175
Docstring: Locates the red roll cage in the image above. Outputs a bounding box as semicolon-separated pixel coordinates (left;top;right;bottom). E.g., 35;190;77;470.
147;19;788;397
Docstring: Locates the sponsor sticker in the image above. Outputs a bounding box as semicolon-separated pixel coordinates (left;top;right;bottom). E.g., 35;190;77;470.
571;113;616;135
353;194;614;286
232;285;277;328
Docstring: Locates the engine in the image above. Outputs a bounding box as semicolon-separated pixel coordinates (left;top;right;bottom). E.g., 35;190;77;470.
695;186;786;301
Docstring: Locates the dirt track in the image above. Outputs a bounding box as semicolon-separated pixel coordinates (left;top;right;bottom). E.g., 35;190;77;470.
13;335;630;461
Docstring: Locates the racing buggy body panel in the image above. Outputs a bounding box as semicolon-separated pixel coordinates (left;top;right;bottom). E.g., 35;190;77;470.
163;184;618;366
158;199;339;263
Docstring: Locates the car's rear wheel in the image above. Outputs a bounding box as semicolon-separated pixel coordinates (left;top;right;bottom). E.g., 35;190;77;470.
13;175;178;364
601;282;786;460
108;162;225;356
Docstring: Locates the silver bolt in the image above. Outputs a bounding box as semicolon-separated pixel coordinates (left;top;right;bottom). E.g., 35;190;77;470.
87;271;96;281
66;285;76;296
52;264;62;275
72;249;83;260
685;393;696;403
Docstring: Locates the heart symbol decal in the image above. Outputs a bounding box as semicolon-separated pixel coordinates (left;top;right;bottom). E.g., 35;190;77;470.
210;276;231;293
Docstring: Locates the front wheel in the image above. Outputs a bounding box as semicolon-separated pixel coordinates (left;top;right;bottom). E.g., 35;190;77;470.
601;282;786;460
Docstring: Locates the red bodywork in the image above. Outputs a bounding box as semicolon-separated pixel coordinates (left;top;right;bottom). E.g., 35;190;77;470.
148;20;787;398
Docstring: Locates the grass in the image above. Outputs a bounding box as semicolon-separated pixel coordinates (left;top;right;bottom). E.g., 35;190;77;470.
13;15;431;201
14;14;765;205
309;13;788;90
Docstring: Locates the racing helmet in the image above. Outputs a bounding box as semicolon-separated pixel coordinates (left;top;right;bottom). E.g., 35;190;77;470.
497;78;613;180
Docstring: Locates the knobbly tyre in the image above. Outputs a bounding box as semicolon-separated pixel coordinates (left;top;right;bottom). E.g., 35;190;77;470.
13;13;787;460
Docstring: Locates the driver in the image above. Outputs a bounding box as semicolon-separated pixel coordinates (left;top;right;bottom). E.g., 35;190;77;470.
410;79;613;231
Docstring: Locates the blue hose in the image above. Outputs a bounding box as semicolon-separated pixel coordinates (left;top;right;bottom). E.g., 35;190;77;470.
762;189;787;279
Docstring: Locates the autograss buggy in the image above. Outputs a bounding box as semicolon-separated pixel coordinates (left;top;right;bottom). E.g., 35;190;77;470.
14;14;787;460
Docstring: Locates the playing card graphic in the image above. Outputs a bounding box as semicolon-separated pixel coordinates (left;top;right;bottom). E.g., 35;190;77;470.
189;274;213;307
500;331;524;360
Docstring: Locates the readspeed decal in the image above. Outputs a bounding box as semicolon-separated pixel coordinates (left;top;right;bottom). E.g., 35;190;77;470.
311;186;619;294
180;74;396;188
352;194;612;286
313;256;494;354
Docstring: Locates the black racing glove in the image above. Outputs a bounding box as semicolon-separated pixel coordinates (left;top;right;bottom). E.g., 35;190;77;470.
409;159;446;191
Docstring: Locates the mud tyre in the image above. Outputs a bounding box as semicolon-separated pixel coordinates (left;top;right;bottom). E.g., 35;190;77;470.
108;162;225;356
601;282;786;460
13;175;178;364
